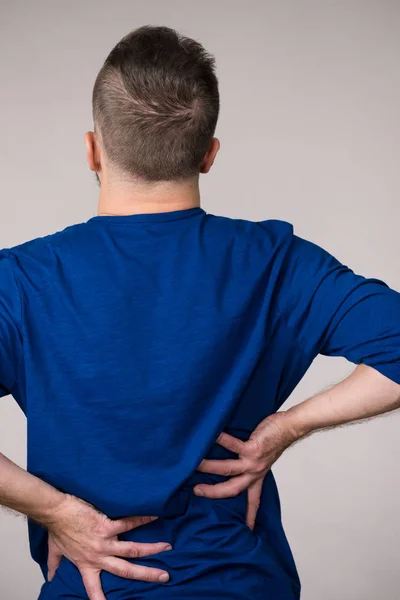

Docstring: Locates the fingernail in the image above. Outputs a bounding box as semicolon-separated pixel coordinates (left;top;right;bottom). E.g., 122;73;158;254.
194;487;204;496
162;544;173;551
158;573;169;583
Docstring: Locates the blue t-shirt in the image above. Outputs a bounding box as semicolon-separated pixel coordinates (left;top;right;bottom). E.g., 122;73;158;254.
1;207;400;600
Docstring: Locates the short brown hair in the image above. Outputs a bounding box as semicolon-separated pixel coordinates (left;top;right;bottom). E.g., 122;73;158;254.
92;25;220;182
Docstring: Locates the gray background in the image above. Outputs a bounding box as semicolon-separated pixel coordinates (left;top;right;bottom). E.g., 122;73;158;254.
1;1;399;598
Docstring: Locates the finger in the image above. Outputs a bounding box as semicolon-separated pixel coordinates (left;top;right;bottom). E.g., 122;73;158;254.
246;479;263;530
107;515;158;536
47;537;63;582
110;540;172;558
197;458;246;477
103;556;170;583
80;569;107;600
216;432;246;454
47;549;62;582
194;473;253;499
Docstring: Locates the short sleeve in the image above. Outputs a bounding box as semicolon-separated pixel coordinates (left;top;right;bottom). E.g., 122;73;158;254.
279;234;400;385
0;252;23;397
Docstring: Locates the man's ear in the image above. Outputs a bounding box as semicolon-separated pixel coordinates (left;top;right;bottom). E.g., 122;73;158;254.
200;137;220;174
84;131;101;173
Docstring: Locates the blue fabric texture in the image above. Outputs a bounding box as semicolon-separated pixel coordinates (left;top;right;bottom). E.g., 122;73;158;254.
1;207;400;599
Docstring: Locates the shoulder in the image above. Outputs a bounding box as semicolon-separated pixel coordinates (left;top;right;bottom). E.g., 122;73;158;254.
201;213;345;274
203;211;295;253
0;220;91;277
201;212;343;275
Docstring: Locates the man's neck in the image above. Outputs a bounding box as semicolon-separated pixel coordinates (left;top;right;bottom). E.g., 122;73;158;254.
96;176;201;217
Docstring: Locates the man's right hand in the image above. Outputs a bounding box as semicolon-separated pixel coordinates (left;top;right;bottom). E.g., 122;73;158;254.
45;493;171;600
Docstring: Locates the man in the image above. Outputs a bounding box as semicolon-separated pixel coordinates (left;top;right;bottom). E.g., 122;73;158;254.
1;24;400;600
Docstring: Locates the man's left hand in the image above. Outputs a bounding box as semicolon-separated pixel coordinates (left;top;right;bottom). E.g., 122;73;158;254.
194;411;297;530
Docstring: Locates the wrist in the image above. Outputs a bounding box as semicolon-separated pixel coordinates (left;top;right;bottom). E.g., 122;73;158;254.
32;488;68;528
282;405;314;440
266;410;303;447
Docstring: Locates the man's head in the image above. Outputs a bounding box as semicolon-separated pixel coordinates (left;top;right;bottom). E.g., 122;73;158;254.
85;25;220;190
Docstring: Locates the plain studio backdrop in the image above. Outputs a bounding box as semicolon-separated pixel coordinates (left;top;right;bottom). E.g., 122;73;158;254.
1;1;400;598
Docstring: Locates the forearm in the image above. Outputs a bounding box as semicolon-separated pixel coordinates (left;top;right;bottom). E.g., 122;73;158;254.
284;363;400;440
0;452;65;526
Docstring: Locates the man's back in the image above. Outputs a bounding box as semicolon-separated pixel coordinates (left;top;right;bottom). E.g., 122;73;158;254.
3;205;399;599
3;207;307;598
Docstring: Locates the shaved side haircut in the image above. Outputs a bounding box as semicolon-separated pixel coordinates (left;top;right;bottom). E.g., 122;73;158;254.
92;25;220;182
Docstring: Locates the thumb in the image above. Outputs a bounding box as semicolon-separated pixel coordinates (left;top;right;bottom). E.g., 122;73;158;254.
246;479;263;530
47;534;63;582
